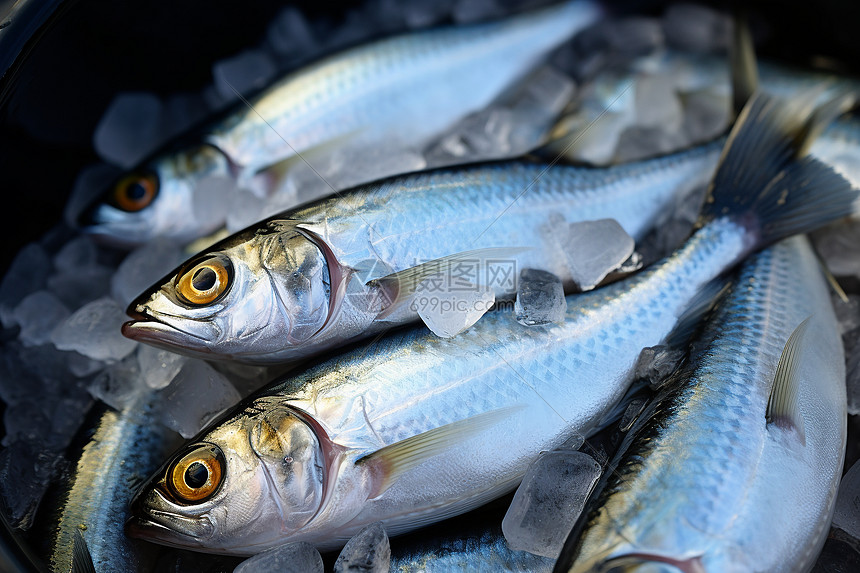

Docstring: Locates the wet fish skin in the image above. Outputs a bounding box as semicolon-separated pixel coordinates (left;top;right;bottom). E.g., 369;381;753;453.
555;236;847;573
48;387;180;573
121;143;722;364
125;93;857;556
75;0;602;247
389;522;554;572
121;221;794;555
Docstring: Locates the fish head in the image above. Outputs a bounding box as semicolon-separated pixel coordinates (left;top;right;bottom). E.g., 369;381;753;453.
122;221;333;362
75;144;231;247
127;403;329;554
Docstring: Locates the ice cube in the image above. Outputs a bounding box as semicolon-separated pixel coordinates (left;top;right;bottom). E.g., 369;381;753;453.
563;219;635;291
234;541;323;573
663;3;732;53
812;221;860;279
213;50;278;102
425;67;575;168
515;269;566;326
413;273;496;338
634;345;685;389
163;91;211;139
47;265;114;309
334;522;390;573
65;351;105;378
137;344;187;390
0;243;53;324
12;290;70;347
88;352;143;411
833;458;860;539
63;163;125;229
425;109;515;163
111;238;186;307
452;0;503;24
190;175;235;232
502;449;602;558
0;341;75;406
326;144;427;196
546;109;633;166
402;0;452;28
614;125;687;163
51;297;138;362
225;187;267;233
0;440;66;530
4;400;52;446
830;295;860;335
681;89;730;145
619;396;648;432
845;327;860;416
93;92;166;168
605;18;665;59
633;74;684;132
265;7;319;62
53;236;98;274
325;9;375;51
155;360;241;438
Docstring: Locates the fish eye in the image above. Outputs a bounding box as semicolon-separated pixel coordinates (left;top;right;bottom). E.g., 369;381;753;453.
167;444;226;504
112;171;159;212
175;255;233;306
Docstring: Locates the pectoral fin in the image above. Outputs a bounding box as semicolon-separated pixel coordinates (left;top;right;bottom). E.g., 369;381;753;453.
666;277;732;349
71;530;96;573
371;247;529;319
357;406;522;498
766;317;810;445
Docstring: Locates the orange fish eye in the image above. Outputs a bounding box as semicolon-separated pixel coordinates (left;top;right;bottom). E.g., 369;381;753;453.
175;255;232;306
167;444;225;504
112;172;158;212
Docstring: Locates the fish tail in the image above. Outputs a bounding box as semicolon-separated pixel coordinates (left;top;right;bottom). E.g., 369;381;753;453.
696;90;858;248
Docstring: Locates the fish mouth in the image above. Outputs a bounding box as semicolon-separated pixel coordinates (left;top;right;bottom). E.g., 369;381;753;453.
124;513;215;549
126;488;217;546
600;553;701;573
121;310;214;357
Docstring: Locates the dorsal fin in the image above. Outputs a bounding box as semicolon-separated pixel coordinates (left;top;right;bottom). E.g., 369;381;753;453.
357;407;521;498
766;317;811;445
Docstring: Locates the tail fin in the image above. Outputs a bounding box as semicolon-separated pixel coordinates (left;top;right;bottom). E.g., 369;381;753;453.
696;91;858;247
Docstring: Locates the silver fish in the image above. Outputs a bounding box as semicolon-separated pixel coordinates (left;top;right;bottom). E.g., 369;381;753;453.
555;235;846;573
47;386;179;573
390;522;554;572
73;0;601;247
120;143;722;364
125;92;856;555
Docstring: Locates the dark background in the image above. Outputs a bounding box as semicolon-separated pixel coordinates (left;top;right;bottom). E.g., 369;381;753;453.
1;0;860;277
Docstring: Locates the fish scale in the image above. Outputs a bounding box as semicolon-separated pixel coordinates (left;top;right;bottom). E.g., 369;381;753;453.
558;236;847;572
